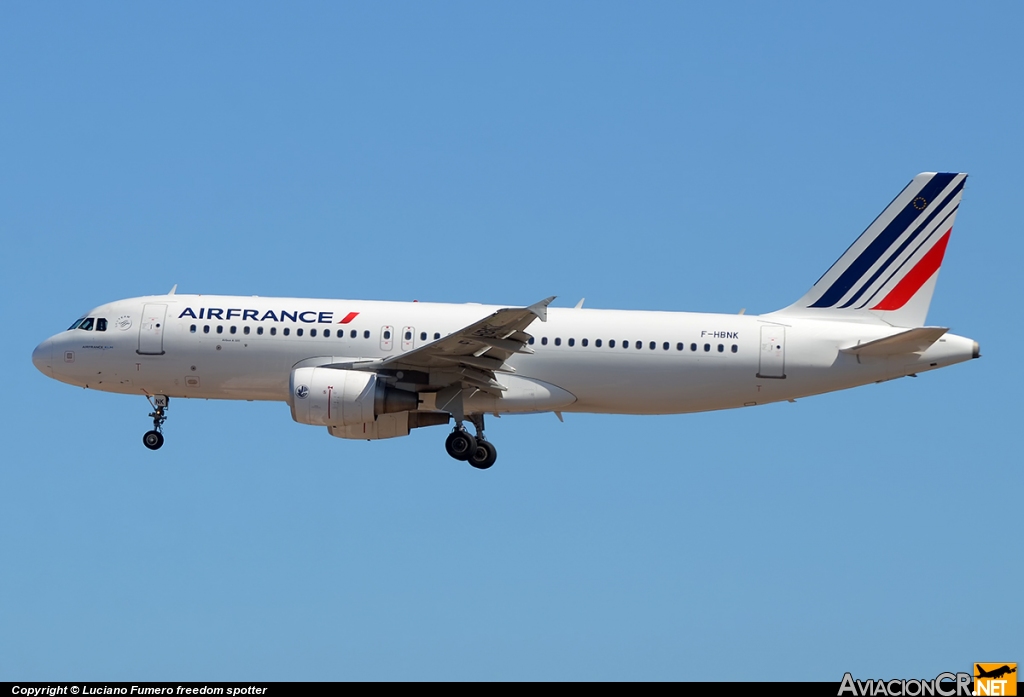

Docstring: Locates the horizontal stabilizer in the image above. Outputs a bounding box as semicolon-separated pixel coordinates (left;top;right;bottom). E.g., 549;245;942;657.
840;327;948;356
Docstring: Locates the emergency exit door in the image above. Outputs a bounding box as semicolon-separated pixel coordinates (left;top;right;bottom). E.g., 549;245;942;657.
401;326;415;351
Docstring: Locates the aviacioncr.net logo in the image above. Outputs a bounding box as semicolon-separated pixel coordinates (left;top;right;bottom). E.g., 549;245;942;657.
839;672;973;697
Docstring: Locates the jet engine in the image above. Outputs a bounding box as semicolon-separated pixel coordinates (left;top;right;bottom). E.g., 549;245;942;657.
289;367;419;427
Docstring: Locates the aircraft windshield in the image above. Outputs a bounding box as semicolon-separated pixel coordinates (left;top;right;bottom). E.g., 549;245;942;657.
68;317;107;331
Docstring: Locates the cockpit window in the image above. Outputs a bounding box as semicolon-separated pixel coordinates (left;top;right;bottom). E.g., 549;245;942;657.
79;318;95;331
68;318;86;330
96;318;108;332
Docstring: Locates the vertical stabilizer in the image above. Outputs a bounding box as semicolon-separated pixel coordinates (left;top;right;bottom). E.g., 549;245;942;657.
769;172;967;327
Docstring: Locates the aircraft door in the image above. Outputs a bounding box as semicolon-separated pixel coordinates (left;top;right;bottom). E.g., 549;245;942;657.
380;325;394;351
401;326;415;351
138;304;168;355
757;325;785;379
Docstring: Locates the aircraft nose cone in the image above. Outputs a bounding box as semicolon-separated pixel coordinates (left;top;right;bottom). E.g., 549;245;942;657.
32;339;53;376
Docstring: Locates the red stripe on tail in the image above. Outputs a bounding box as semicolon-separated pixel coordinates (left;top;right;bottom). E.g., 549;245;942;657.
872;230;951;311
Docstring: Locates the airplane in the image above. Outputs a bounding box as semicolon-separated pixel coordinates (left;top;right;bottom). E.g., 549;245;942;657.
31;172;979;469
976;665;1016;680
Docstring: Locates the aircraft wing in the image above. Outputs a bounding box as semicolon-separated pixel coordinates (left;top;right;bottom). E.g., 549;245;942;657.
324;297;554;396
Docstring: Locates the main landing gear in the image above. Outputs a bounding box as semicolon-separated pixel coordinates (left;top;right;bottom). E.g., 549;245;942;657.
143;395;169;451
445;414;498;470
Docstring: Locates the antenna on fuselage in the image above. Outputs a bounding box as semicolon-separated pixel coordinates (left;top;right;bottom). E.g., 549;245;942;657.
168;284;178;296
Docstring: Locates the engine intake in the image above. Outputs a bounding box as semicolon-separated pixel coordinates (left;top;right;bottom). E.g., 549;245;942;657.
289;367;419;427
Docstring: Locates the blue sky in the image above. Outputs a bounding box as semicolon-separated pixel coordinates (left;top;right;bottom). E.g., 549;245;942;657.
1;1;1020;681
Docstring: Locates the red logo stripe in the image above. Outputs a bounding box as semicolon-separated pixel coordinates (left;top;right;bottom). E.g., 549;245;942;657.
871;230;951;311
338;312;359;324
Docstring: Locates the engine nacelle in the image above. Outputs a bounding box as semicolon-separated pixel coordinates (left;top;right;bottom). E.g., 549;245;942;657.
289;367;419;427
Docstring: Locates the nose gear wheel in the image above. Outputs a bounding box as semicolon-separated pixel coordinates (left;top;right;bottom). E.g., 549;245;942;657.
143;430;164;450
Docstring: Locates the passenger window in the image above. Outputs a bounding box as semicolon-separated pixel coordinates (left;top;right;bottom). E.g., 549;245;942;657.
420;332;427;341
582;339;588;347
190;325;197;333
350;330;357;339
716;344;723;352
528;337;535;345
384;330;391;340
230;326;237;334
96;318;108;331
270;327;277;336
297;328;304;337
568;338;575;347
323;329;330;337
404;331;412;340
203;325;210;334
541;337;548;345
649;341;656;350
596;339;602;347
731;344;738;353
284;328;290;336
635;341;642;349
434;332;441;340
310;329;317;337
691;343;697;351
704;343;710;352
624;341;630;349
676;342;683;351
554;338;561;346
243;326;250;335
609;340;615;348
364;330;370;339
79;318;94;331
257;327;264;336
216;326;223;334
662;342;668;350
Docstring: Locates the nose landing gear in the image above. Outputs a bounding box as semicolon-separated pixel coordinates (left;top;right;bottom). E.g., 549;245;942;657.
143;395;169;451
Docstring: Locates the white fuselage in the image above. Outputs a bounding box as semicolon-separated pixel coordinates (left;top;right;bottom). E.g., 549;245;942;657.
33;294;978;416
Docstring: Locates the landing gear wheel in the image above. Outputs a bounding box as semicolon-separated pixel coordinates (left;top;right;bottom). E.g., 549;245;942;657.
468;440;497;470
143;430;164;450
445;429;477;461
